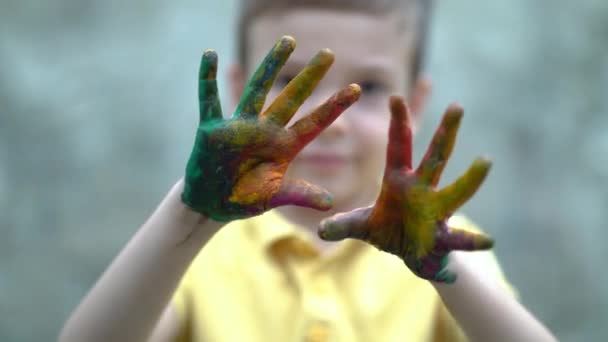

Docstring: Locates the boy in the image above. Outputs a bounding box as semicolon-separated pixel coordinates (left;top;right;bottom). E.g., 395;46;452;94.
61;1;556;341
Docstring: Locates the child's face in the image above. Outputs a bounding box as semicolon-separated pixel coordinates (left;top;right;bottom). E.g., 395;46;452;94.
233;9;429;210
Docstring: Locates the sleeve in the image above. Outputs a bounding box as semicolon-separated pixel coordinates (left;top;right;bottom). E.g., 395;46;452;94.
432;303;469;342
447;214;519;297
431;215;519;342
168;219;249;342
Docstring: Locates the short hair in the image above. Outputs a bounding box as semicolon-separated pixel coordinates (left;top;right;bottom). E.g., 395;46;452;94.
236;0;434;82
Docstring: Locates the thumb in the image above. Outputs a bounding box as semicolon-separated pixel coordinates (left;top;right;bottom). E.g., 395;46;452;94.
440;227;494;251
318;206;373;241
268;179;334;211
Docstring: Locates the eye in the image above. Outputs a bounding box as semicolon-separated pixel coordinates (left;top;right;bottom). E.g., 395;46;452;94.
359;79;388;95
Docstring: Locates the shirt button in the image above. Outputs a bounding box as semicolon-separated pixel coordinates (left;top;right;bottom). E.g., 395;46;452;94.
312;278;332;295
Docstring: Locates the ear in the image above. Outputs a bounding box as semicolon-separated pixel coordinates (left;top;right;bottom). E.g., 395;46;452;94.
228;63;247;107
408;75;432;130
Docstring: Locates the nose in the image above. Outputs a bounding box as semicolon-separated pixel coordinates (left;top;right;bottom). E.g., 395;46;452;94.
317;106;348;141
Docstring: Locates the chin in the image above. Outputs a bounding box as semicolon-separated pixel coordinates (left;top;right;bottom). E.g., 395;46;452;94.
303;164;349;178
290;165;370;205
325;182;364;208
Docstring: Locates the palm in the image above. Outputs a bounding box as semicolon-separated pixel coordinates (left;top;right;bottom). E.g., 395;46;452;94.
319;97;493;283
182;36;361;222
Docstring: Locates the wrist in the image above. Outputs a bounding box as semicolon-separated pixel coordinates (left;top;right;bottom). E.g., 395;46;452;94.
430;251;497;290
153;179;226;246
429;252;465;288
171;178;209;223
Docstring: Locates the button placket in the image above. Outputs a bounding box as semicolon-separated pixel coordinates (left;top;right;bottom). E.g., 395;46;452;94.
300;260;339;342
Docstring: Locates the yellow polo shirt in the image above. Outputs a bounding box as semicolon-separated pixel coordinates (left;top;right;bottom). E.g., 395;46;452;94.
172;210;511;341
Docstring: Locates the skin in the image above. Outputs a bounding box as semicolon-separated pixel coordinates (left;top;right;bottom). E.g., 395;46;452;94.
318;97;494;283
183;35;361;221
233;10;430;246
229;11;493;283
59;36;361;341
60;10;556;342
234;10;491;282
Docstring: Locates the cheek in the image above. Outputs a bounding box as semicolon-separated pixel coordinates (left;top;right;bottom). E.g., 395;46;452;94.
356;112;389;144
357;93;390;112
352;114;389;166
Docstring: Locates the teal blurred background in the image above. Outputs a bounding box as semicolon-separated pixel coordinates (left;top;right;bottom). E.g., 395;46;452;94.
1;0;607;340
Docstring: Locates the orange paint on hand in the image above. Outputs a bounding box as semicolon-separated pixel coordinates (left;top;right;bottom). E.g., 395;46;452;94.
319;97;493;283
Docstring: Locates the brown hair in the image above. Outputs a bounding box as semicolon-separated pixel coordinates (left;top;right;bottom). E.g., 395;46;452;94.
236;0;434;82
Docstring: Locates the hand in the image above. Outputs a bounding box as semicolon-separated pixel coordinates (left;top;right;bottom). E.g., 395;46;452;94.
318;97;493;283
182;36;361;222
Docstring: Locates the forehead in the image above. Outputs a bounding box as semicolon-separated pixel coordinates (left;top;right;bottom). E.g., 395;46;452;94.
247;9;417;73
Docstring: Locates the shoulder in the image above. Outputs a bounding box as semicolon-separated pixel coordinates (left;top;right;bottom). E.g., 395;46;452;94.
449;213;518;297
447;213;481;232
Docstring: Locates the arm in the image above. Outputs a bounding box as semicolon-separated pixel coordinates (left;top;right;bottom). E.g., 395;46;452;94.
60;35;361;342
433;252;556;341
59;180;222;342
319;97;556;341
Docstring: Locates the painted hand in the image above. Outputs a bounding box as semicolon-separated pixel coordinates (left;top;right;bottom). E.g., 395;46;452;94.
182;36;361;222
318;97;493;283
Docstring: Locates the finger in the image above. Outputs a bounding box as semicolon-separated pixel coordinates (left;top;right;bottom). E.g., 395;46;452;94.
235;36;296;119
416;103;463;186
269;179;334;211
318;206;373;241
437;157;492;217
439;227;494;251
261;49;335;126
289;84;361;150
386;96;413;171
198;50;223;122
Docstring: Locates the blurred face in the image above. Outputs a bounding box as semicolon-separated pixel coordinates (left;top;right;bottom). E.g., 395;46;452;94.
233;9;428;223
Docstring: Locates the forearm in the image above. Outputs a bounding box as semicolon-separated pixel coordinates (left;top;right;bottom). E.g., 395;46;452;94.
60;179;224;342
432;252;556;342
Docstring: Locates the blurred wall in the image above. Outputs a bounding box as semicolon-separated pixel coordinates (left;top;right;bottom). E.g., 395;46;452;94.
1;0;607;340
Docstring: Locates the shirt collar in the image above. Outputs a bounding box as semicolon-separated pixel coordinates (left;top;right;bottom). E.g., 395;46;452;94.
243;209;368;264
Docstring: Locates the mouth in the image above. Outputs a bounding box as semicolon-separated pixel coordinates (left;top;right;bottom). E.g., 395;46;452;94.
298;154;350;167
